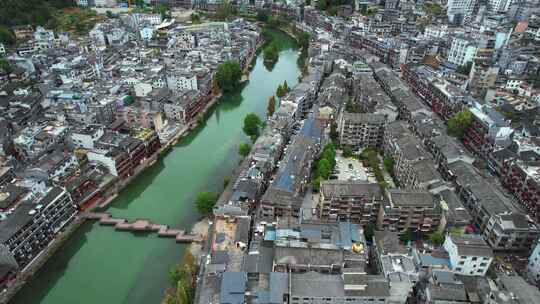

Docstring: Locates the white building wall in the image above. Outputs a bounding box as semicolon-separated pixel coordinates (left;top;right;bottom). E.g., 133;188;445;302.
87;150;118;176
443;236;493;276
71;129;104;150
528;242;540;283
166;74;198;92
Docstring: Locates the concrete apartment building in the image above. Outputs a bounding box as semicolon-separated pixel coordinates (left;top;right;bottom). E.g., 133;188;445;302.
0;188;78;269
319;181;385;226
380;189;442;235
443;234;494;276
338;112;386;151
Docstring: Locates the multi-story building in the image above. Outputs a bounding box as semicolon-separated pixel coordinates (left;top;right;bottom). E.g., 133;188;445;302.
447;0;478;25
501;160;540;223
87;148;131;179
0;188;78;269
449;160;540;251
401;64;466;121
488;0;518;12
443;234;493;276
528;241;540;285
319;181;384;226
380;189;442;235
463;103;513;174
338;112;386;150
447;35;478;67
484;212;540;251
260;135;318;219
166;72;198;93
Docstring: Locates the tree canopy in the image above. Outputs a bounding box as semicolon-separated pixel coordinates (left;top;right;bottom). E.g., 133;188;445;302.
216;61;242;93
276;81;290;98
400;229;413;244
0;0;75;28
345;99;363;113
238;143;251;157
456;62;473;75
0;26;15;45
0;59;12;81
312;143;337;191
429;232;445;246
447;109;473;139
383;157;395;175
364;223;376;242
342;146;353;158
195;191;218;215
267;95;276;117
263;42;279;65
243;113;263;142
330;121;339;144
256;9;270;22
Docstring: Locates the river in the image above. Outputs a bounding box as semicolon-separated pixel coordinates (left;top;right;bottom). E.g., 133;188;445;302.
11;29;300;304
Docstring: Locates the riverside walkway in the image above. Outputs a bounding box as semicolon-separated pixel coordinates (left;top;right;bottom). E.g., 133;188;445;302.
81;212;203;243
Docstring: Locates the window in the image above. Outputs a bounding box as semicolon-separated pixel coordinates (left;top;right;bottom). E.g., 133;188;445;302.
459;261;465;265
456;267;462;272
472;257;477;261
480;263;487;267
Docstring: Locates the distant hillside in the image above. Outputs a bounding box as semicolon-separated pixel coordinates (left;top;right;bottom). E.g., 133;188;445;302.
0;0;75;28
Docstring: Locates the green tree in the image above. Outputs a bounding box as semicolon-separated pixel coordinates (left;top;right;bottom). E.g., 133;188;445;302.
154;3;170;19
134;0;145;8
383;157;394;175
169;264;188;284
345;99;362;113
318;0;328;10
0;26;15;45
364;223;376;242
317;158;332;179
195;191;218;215
330;121;339;143
263;42;279;65
298;32;311;50
256;9;270;22
276;81;290;98
400;229;413;244
243;113;263;141
215;61;242;93
0;59;12;82
190;13;201;24
215;1;237;20
447;109;473;139
456;62;473;75
106;10;114;18
429;232;445;246
238;143;251;157
267;95;276;117
223;177;230;189
282;80;290;93
328;7;337;16
342;146;353;158
176;277;192;304
312;176;322;192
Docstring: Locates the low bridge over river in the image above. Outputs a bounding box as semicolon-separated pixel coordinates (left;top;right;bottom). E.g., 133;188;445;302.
81;212;203;243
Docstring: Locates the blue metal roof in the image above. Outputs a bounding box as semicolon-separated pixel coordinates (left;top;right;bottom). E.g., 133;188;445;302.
220;272;247;304
264;230;276;241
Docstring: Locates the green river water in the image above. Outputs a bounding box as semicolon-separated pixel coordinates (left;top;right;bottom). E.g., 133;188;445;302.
12;30;300;304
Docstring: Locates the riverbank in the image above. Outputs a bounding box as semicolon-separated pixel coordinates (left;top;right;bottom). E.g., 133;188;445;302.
10;27;301;304
1;62;229;304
